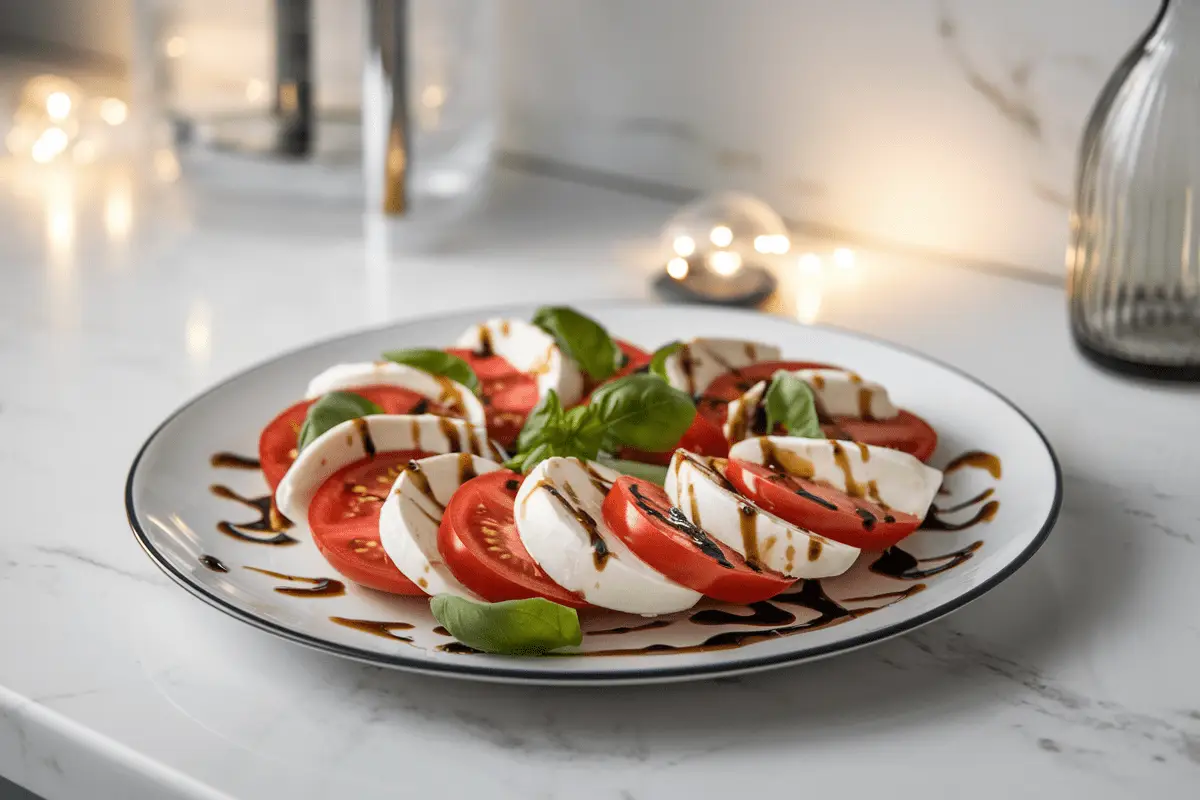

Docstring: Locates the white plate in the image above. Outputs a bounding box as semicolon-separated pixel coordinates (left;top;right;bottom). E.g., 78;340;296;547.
126;302;1061;685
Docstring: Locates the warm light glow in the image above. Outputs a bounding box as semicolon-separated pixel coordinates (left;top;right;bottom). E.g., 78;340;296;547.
99;97;128;125
421;85;446;108
31;127;69;163
708;250;742;277
245;79;267;102
154;148;181;182
45;91;72;120
666;257;690;280
798;252;823;275
709;225;733;247
833;247;856;269
5;126;29;155
165;36;187;58
754;234;790;255
185;300;213;363
672;235;696;257
104;178;133;242
795;282;823;324
72;140;97;164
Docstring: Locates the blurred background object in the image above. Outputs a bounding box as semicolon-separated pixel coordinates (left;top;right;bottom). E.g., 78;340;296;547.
1069;0;1200;379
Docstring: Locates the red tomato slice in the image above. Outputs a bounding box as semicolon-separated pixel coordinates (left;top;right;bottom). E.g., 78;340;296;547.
447;339;651;449
823;412;938;462
445;348;538;450
602;476;794;603
438;471;587;607
619;412;729;466
696;360;939;463
258;385;452;491
724;459;921;550
308;449;433;595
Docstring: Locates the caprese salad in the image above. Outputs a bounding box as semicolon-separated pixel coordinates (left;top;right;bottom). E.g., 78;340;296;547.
259;306;944;655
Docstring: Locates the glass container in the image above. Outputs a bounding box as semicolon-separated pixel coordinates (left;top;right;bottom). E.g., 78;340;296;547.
1069;0;1200;378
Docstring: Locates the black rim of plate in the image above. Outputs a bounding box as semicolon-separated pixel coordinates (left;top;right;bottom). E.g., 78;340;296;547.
125;300;1064;684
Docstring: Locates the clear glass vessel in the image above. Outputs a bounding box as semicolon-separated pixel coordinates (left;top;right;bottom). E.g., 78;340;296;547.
1069;0;1200;379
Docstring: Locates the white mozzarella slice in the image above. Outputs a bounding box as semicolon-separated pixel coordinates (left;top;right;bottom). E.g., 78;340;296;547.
514;458;701;615
728;436;943;518
790;369;898;420
664;451;859;579
456;318;584;406
662;338;781;396
378;453;503;597
304;361;487;429
275;414;499;524
724;380;768;444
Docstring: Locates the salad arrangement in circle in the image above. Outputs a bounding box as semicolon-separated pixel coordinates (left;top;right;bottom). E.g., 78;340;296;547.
240;306;972;656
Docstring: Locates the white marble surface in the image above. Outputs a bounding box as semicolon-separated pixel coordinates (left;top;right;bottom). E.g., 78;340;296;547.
0;155;1199;800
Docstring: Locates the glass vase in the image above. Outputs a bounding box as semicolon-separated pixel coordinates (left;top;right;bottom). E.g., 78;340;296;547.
1069;0;1200;379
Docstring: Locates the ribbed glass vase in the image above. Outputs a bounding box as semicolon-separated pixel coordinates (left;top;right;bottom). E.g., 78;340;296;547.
1069;0;1200;379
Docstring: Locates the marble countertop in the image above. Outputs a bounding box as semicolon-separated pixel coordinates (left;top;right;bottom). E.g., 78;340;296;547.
1;158;1198;800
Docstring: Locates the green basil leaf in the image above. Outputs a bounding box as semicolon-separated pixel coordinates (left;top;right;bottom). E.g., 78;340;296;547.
430;595;582;656
588;373;696;452
764;372;825;439
648;341;683;382
381;348;480;394
297;391;384;452
596;457;670;486
516;390;567;452
532;306;622;381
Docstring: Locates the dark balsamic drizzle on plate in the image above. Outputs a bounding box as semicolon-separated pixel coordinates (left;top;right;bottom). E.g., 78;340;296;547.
210;452;261;470
199;554;229;573
330;617;414;640
589;619;673;636
244;566;346;597
923;501;1000;531
870;541;984;580
690;601;796;627
210;485;298;546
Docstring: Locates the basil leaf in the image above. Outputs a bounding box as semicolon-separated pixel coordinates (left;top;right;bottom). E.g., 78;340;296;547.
764;372;825;439
516;390;567;452
588;373;696;452
648;341;683;382
381;348;480;395
297;391;384;452
596;457;670;486
532;306;622;381
430;595;582;656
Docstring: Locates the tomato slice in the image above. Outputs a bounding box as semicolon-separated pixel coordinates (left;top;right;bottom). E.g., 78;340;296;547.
445;348;538;450
602;476;794;603
258;385;453;490
724;459;921;549
438;470;587;607
822;411;938;462
308;449;433;594
696;360;939;463
619;412;730;466
447;339;651;449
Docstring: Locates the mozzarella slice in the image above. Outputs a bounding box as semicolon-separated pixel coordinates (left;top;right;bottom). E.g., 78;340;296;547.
304;361;487;429
665;451;859;579
790;369;898;420
379;453;502;597
456;318;584;406
662;338;781;396
276;414;500;523
728;436;943;518
514;458;701;614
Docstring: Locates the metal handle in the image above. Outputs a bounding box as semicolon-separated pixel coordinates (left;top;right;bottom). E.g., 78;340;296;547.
363;0;410;215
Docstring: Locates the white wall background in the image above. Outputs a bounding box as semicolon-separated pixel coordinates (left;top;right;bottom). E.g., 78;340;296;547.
0;0;1167;273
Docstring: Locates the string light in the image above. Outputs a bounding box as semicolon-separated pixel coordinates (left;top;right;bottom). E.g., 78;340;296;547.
833;247;856;269
709;225;734;247
45;92;72;120
666;257;690;280
99;98;128;126
708;251;743;277
672;235;696;257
